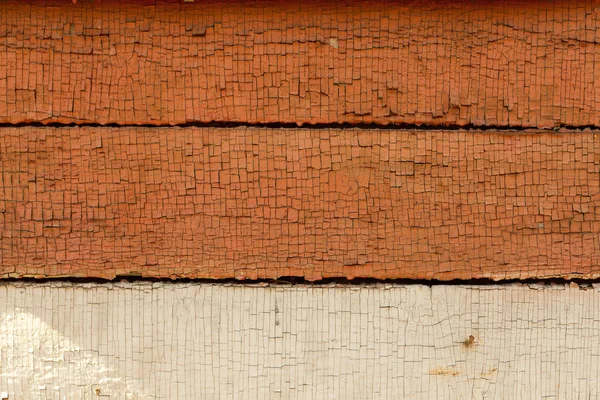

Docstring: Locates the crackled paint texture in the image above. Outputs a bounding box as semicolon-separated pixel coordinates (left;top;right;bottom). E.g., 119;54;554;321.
1;282;600;399
1;126;599;281
2;1;600;398
2;0;600;126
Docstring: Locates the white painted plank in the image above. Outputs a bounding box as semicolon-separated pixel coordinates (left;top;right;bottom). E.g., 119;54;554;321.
0;282;599;399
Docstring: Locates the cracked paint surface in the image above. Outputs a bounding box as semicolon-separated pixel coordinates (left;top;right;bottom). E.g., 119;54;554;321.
1;127;599;280
0;282;599;399
0;310;149;399
1;1;599;398
1;0;600;127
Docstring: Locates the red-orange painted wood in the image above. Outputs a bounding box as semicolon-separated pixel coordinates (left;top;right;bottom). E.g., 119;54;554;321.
1;0;599;127
1;126;599;281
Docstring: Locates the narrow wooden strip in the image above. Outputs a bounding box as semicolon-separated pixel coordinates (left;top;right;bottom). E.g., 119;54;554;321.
1;0;600;126
1;282;599;399
1;126;599;280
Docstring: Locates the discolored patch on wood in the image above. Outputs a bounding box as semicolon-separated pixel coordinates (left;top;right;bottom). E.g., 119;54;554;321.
462;335;476;348
429;367;460;376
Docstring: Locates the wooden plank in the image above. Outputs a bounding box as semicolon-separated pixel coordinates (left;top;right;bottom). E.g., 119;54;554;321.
1;126;599;280
1;281;599;399
1;0;600;127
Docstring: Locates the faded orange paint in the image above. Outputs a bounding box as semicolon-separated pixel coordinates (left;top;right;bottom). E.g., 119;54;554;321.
1;127;599;281
1;1;599;281
0;0;599;127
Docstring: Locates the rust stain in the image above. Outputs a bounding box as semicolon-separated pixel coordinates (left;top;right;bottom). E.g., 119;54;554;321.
430;367;460;376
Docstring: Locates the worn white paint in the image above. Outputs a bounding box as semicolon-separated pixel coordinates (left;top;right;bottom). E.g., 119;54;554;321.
0;282;599;399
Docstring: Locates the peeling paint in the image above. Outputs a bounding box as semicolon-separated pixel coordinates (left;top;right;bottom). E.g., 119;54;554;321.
0;282;598;399
0;311;149;399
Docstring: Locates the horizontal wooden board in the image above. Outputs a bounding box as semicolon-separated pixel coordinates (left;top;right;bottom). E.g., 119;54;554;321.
1;282;599;399
1;0;600;126
1;126;599;280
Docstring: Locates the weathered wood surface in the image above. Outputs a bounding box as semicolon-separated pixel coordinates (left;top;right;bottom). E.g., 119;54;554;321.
2;126;599;281
0;282;598;399
2;0;600;127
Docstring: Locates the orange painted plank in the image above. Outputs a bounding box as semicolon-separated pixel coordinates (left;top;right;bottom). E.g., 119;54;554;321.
1;126;599;280
1;0;599;127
